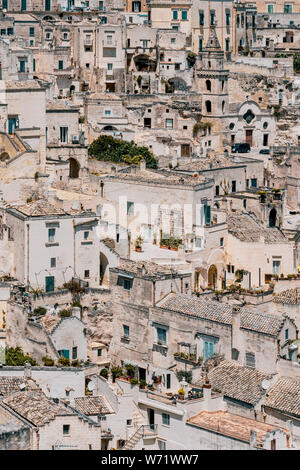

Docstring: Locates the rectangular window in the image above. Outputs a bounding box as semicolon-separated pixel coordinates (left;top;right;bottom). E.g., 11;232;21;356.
127;201;134;215
72;347;77;359
84;270;90;278
84;231;89;240
232;181;236;193
157;327;167;345
273;260;280;275
158;440;166;450
263;134;269;146
107;63;113;70
284;4;292;13
285;329;289;340
172;10;178;20
104;109;111;116
63;424;70;435
245;352;255;368
21;0;26;10
97;348;102;356
58;60;63;70
123;325;130;338
165;119;173;129
123;279;131;290
199;11;204;26
226;11;230;26
50;257;56;268
48;228;55;242
210;10;215;26
7;28;14;36
181;10;187;20
267;4;274;13
19;60;26;73
33;58;36;71
199;37;203;51
29;27;34;37
99;0;104;9
251;178;257;188
220;237;224;247
60;127;68;143
215;185;219;196
162;413;170;426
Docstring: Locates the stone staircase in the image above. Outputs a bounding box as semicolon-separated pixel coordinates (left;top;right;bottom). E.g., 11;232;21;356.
122;425;158;451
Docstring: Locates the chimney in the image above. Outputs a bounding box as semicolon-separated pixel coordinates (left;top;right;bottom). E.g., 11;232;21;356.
24;361;32;379
203;376;212;402
250;430;257;448
140;160;146;172
111;166;117;175
231;305;241;351
72;307;81;320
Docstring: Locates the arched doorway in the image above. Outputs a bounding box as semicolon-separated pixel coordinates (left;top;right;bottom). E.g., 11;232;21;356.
100;252;109;286
269;208;277;227
208;265;217;289
69;158;80;179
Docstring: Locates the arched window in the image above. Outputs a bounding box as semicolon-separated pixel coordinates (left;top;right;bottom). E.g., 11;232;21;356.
205;100;212;113
206;79;211;92
222;101;225;113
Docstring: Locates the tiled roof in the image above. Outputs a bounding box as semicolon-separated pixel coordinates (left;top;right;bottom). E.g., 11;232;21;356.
3;391;75;426
12;200;84;217
204;361;273;405
117;258;179;278
39;314;61;334
273;288;300;305
74;396;112;415
228;213;289;244
265;377;300;417
177;155;234;171
0;377;24;397
108;168;206;187
187;411;288;446
158;294;288;337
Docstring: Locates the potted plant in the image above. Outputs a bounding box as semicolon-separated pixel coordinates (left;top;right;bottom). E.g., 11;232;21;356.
130;377;139;386
178;388;185;400
135;236;143;252
139;380;147;389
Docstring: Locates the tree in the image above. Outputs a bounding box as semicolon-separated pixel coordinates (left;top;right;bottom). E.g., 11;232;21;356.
5;347;37;366
294;54;300;73
88;135;158;169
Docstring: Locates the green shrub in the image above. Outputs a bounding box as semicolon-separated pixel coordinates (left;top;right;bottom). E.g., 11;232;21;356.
125;363;135;378
58;357;70;367
58;309;72;318
72;300;82;309
33;306;47;316
88;135;157;169
130;378;139;386
42;356;54;367
100;368;109;379
5;347;37;366
71;359;80;367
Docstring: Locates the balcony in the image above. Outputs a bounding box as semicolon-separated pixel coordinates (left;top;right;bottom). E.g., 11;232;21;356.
102;39;117;47
152;342;168;356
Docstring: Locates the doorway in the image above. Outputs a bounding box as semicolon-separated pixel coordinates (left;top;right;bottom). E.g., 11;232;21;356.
148;408;155;430
245;129;253;147
139;367;146;382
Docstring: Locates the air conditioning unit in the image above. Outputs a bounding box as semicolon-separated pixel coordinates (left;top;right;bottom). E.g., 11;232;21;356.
72;135;79;144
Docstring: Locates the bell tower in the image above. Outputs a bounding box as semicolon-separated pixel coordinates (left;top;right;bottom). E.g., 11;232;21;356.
197;25;229;118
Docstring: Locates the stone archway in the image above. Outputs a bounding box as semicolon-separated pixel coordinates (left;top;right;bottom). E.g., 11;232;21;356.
69;158;80;179
208;265;217;289
269;208;277;227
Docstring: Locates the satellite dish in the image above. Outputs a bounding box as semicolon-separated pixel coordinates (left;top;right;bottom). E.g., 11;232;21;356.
261;379;271;390
87;381;95;391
